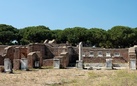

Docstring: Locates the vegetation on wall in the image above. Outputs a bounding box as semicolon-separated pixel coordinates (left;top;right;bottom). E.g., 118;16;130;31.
0;24;137;48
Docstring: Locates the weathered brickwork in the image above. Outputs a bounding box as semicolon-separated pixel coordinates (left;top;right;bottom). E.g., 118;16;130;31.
0;42;136;70
43;59;53;66
13;59;20;70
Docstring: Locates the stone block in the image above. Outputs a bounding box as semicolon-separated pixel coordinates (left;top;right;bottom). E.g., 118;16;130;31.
76;60;83;69
4;58;12;73
14;47;21;59
21;58;28;70
106;59;113;69
130;59;136;70
53;59;60;69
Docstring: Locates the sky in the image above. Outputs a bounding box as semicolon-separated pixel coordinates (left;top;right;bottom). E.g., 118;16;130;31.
0;0;137;30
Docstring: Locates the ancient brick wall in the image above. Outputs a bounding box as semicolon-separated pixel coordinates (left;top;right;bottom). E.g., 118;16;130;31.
14;47;21;59
43;59;53;66
0;45;8;55
28;43;46;59
51;47;67;56
83;57;106;63
35;51;43;66
60;52;69;68
3;46;15;64
112;57;127;63
0;55;4;65
45;45;54;59
13;59;20;70
82;48;128;63
83;57;127;63
27;52;39;68
20;47;28;58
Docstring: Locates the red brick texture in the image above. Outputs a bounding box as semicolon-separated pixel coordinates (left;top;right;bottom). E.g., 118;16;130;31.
13;59;20;70
43;59;53;66
27;52;39;68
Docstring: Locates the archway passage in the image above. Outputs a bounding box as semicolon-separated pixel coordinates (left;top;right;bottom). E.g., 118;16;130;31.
67;47;78;67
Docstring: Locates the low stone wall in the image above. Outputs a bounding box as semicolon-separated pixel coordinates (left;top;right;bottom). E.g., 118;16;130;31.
84;63;105;68
113;63;129;67
83;57;106;63
43;59;53;66
83;57;127;63
82;48;128;61
113;57;127;63
83;56;129;69
84;63;129;69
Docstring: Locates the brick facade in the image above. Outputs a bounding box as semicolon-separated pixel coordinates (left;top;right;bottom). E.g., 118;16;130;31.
43;59;53;66
0;43;136;70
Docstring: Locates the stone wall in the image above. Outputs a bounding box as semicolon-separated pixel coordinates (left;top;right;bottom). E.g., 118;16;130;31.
3;46;15;64
27;52;40;68
51;47;67;56
82;48;128;62
0;45;8;55
67;47;78;63
82;48;129;69
28;43;46;59
0;55;4;65
13;59;20;70
43;59;53;67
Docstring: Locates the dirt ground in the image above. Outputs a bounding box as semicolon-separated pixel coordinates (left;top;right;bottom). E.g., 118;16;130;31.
0;68;137;86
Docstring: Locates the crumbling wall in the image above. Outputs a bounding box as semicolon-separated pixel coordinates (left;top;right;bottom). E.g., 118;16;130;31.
27;52;40;68
82;48;129;68
67;47;78;64
0;45;8;55
13;59;20;70
3;46;15;64
44;45;54;59
0;55;4;65
28;43;46;59
43;59;53;67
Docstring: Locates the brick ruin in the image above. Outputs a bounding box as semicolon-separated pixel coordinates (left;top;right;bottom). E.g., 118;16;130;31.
0;40;137;72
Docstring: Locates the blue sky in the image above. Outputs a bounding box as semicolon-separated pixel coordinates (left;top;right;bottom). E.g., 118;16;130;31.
0;0;137;30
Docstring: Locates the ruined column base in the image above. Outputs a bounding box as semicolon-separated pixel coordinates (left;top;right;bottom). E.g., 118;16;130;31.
130;59;136;70
105;59;113;70
53;59;60;69
76;60;83;69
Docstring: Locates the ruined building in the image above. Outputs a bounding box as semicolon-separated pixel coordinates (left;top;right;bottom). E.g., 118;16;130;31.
0;40;137;72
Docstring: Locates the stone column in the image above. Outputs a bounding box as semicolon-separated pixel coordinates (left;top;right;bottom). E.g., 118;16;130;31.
53;59;60;69
106;58;113;69
76;42;83;69
4;58;13;73
79;42;82;61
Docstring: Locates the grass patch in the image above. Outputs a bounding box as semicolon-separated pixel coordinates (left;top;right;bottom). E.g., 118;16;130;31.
88;72;102;79
1;69;137;86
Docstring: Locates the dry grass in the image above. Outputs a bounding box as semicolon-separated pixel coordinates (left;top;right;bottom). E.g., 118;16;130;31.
0;68;137;86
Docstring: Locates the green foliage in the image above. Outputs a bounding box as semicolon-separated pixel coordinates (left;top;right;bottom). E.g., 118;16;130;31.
51;30;64;43
86;70;137;86
108;26;135;48
87;28;107;47
63;27;87;45
0;24;18;45
0;24;137;48
18;25;51;44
